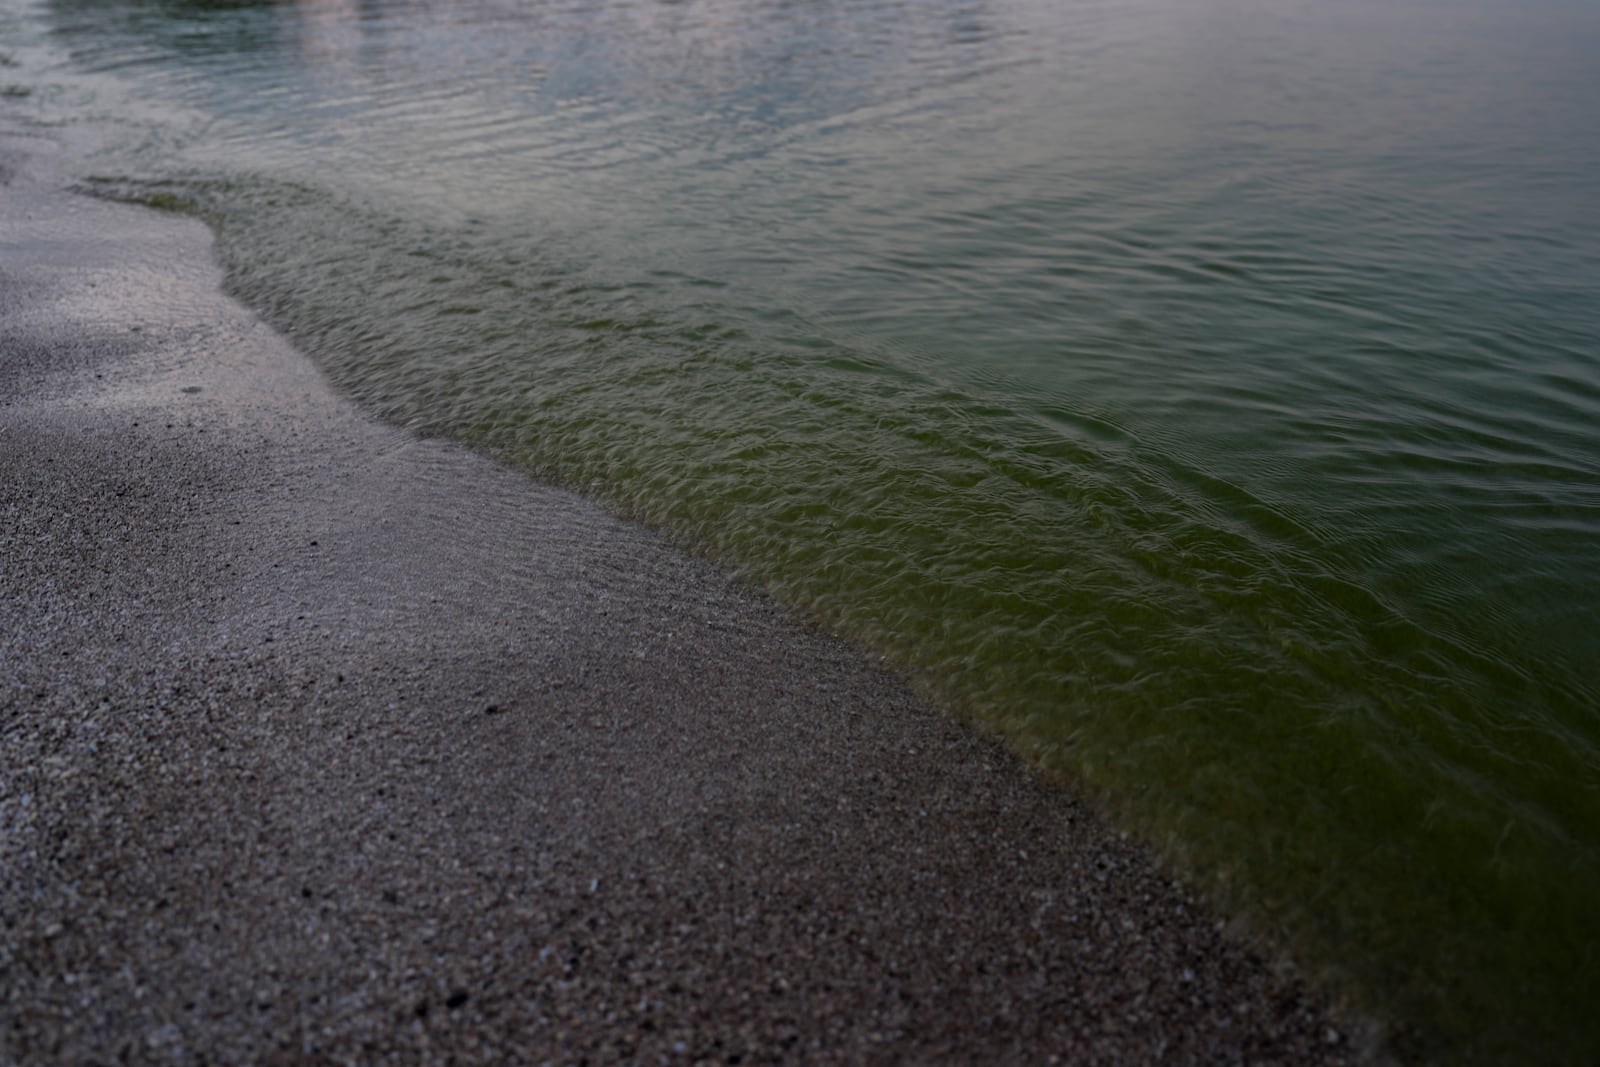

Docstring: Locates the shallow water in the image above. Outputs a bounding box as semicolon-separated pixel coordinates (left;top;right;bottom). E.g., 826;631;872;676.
5;0;1599;1059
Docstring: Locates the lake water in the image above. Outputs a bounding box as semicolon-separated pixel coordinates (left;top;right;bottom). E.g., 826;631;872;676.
4;0;1598;1059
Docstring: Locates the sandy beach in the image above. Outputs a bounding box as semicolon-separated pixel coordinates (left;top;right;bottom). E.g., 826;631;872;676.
2;128;1364;1064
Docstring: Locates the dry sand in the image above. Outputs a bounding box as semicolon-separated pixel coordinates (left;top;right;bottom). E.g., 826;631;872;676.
1;128;1367;1064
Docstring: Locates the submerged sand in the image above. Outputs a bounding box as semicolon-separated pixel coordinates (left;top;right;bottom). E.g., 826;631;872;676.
1;129;1365;1063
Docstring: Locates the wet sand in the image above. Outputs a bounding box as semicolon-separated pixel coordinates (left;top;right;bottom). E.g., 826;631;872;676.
1;130;1366;1064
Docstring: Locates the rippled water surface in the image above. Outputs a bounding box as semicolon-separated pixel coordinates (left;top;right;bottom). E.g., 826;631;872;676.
5;0;1599;1059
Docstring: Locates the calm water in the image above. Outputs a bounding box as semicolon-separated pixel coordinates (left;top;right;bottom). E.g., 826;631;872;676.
5;0;1599;1058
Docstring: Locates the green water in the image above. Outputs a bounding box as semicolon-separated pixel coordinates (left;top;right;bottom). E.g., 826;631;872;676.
4;0;1599;1059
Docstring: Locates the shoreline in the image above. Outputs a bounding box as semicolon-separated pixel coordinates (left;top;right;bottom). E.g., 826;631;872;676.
2;130;1364;1063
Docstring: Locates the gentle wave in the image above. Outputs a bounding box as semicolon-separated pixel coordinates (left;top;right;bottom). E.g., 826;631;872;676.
16;0;1600;1058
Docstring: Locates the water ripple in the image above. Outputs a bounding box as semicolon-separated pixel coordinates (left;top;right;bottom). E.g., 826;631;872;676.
30;0;1600;1058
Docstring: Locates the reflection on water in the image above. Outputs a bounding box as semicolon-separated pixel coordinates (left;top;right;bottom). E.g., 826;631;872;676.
17;0;1600;1060
282;0;363;71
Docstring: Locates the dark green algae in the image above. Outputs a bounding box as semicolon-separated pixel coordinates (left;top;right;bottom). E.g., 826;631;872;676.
84;173;1600;1065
